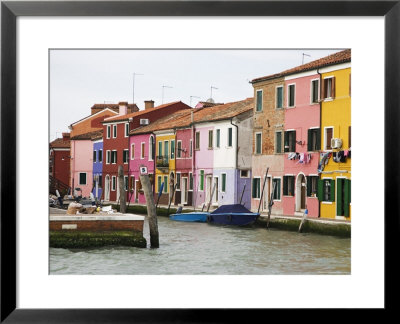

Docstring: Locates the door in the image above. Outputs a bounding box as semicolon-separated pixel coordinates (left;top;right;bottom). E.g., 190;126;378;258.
205;175;212;204
213;176;219;204
263;177;271;211
301;176;306;210
105;175;110;201
135;180;139;201
182;177;188;204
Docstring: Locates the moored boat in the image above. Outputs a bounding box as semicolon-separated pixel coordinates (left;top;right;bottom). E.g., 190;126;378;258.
207;204;259;226
169;211;209;222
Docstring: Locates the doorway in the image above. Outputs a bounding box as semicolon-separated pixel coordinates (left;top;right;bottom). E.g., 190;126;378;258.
182;177;188;204
105;175;110;201
296;173;306;211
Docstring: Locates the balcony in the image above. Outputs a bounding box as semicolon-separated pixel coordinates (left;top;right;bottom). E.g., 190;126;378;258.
156;155;169;170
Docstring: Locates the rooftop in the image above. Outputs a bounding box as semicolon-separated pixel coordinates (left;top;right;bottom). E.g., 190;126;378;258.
49;137;70;149
70;130;103;141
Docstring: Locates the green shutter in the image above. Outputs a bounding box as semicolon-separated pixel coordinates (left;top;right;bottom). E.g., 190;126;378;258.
252;178;256;198
337;178;343;216
307;129;312;151
344;179;351;217
284;132;289;152
200;171;204;190
290;176;295;196
330;179;335;202
292;131;297;152
283;176;288;195
306;176;311;196
316;128;321;150
317;179;324;201
256;91;262;111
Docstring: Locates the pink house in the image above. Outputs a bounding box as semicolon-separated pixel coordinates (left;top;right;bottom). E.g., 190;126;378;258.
282;72;321;217
70;130;102;197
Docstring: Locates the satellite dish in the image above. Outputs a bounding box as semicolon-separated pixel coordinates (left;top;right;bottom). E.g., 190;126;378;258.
206;98;215;103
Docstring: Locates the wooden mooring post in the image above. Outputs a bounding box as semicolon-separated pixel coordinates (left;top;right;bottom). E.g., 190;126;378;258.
140;173;159;248
118;165;126;214
298;208;308;233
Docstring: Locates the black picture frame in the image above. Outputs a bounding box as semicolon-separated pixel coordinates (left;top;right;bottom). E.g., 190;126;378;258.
1;0;398;322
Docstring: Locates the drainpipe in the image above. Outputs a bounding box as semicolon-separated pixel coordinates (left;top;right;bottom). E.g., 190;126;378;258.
317;68;322;218
230;117;239;203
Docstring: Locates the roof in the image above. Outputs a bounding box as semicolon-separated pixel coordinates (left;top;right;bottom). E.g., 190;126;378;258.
251;49;351;84
91;103;139;112
70;108;119;127
70;130;103;140
130;109;194;135
195;101;224;108
103;101;186;123
49;137;70;149
91;129;103;141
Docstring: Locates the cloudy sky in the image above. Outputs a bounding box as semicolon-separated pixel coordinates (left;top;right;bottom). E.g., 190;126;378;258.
50;49;342;141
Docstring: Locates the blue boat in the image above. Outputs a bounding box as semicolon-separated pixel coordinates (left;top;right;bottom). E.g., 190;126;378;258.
207;204;259;226
169;211;209;222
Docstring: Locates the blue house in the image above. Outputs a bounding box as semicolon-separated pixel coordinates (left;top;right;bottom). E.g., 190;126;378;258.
92;131;103;199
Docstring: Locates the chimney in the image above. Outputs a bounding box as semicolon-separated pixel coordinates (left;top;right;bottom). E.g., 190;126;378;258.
118;101;128;115
62;132;70;141
144;100;155;110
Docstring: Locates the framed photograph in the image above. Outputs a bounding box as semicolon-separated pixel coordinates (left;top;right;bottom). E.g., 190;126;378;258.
1;0;398;321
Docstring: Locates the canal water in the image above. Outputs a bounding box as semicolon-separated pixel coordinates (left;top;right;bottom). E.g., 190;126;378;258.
50;217;351;275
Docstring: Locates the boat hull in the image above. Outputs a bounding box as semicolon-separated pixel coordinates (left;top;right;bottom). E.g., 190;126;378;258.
169;212;209;223
207;212;259;226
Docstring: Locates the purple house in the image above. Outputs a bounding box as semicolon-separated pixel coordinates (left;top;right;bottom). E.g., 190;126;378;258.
92;132;103;199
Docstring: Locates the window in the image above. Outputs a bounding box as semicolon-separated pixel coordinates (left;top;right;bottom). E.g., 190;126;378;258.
98;175;102;188
284;130;296;152
111;150;117;164
125;123;129;137
255;132;262;154
348;126;351;148
131;144;135;159
141;143;145;159
208;130;213;149
240;170;249;178
189;139;193;157
228;127;233;147
322;77;335;99
288;84;295;107
176;173;181;190
164;141;169;160
307;128;321;151
195;132;200;150
157;176;162;193
112;124;117;138
276;86;283;109
149;136;155;160
306;176;318;197
189;173;193;191
252;178;261;199
171;140;175;159
124;176;128;191
106;125;111;139
98;150;103;163
221;173;226;192
177;141;182;158
311;79;319;103
272;178;281;200
325;127;333;150
123;149;129;163
275;131;283;153
216;129;220;148
79;172;87;185
256;90;263;111
111;176;116;191
336;178;351;217
106;150;111;164
317;179;335;202
199;170;204;191
283;176;295;196
158;141;162;157
163;176;168;193
93;150;97;162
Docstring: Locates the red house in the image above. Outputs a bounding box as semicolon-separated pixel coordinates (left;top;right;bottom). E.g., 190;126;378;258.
49;132;71;194
102;100;191;202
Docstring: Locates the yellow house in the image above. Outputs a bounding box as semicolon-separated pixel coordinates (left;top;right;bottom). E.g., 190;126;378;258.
155;130;176;205
318;59;351;220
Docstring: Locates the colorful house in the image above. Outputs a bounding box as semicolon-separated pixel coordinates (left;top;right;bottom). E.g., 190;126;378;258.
49;132;71;195
92;131;103;199
318;50;351;219
102;101;191;202
250;74;285;215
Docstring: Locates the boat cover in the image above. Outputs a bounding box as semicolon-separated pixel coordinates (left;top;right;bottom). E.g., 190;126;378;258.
210;204;253;214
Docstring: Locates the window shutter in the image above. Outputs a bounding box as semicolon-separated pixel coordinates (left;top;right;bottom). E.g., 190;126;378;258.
331;77;336;99
317;179;324;201
307;129;312;151
283;176;288;195
292;130;297;152
290;176;295;196
316;128;321;150
306;176;311;197
284;132;289;152
252;178;256;198
330;179;335;202
344;179;351;217
337;178;343;216
321;78;325;99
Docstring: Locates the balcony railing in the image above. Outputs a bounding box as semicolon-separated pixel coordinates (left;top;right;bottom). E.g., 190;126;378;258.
156;155;169;168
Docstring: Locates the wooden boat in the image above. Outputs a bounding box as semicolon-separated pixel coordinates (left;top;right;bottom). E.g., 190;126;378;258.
207;204;259;226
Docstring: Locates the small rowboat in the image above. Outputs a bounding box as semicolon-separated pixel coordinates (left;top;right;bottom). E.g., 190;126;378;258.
169;211;209;223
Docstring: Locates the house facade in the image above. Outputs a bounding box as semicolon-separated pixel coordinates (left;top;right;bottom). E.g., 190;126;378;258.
250;75;286;215
319;60;351;219
49;132;71;192
92;132;103;199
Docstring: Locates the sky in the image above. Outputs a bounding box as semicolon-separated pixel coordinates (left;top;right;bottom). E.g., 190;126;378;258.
50;49;342;141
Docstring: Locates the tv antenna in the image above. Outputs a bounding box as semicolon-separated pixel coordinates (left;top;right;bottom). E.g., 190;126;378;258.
190;95;200;107
302;53;311;65
132;73;144;104
162;85;173;104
